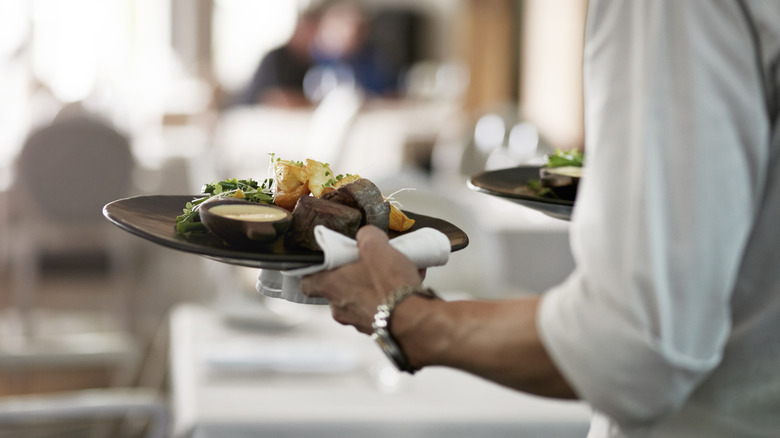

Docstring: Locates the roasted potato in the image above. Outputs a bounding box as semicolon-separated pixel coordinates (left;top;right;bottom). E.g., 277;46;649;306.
305;159;335;198
388;203;415;232
272;157;415;231
332;173;361;189
274;160;310;210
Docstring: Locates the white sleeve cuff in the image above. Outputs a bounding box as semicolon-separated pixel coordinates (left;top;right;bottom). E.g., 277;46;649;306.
537;275;711;427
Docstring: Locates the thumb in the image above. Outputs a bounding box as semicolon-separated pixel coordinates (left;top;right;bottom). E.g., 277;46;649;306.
356;224;390;245
356;225;395;263
357;225;421;288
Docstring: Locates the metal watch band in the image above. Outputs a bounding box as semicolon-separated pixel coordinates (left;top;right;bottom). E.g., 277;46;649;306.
371;285;438;374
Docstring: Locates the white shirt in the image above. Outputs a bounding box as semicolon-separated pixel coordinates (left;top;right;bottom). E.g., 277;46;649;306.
538;1;780;437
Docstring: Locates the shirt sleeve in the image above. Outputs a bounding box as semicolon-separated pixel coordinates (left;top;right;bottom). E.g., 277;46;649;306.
537;0;770;428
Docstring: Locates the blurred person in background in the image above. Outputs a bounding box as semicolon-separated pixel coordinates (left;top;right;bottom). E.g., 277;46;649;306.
301;1;780;437
234;1;422;106
306;0;411;100
234;5;324;107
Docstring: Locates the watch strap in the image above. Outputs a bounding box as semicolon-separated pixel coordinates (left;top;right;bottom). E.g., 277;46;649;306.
371;285;438;374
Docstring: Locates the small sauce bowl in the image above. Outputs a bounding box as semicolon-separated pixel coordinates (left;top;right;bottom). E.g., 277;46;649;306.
539;166;581;201
199;199;292;247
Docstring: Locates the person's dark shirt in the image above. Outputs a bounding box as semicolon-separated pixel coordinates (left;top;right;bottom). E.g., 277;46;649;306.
238;46;313;106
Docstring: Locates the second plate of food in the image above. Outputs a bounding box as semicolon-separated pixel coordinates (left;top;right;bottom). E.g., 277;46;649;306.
468;165;575;221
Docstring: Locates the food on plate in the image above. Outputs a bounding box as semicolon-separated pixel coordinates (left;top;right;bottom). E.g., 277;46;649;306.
388;203;415;231
330;173;361;189
320;178;390;231
175;178;273;234
208;203;289;222
270;156;412;232
199;200;292;247
539;166;582;201
176;155;419;248
288;196;363;251
544;148;585;169
304;158;335;198
288;178;391;250
527;149;584;201
273;159;311;211
383;188;416;232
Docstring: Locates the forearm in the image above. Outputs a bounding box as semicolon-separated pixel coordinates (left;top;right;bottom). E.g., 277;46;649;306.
391;295;577;399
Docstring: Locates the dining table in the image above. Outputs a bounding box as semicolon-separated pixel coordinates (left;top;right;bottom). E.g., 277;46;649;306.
169;300;592;438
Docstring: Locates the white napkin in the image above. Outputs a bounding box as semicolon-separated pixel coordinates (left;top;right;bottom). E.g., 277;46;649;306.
285;225;451;276
257;225;451;305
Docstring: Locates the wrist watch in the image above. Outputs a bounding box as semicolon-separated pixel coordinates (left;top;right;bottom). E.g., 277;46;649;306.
371;284;438;374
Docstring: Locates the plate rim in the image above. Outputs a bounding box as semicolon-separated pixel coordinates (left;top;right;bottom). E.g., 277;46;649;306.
467;165;575;221
104;194;469;269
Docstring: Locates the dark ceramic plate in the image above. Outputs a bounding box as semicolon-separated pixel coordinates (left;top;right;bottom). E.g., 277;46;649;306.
103;195;469;270
468;165;574;221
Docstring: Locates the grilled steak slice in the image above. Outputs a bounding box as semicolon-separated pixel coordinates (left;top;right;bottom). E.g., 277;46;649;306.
322;178;390;231
288;196;362;251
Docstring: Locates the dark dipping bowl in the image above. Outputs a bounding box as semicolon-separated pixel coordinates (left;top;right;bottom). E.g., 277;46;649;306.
199;199;292;248
539;167;581;201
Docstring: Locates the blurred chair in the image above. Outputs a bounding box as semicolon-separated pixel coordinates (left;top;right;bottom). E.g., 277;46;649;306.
0;388;169;438
1;111;164;435
9;111;136;338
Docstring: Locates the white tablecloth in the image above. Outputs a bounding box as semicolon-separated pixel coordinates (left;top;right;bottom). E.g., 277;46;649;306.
169;303;591;438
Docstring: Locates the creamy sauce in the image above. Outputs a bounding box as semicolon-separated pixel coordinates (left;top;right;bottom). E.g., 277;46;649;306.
545;166;583;178
209;204;287;222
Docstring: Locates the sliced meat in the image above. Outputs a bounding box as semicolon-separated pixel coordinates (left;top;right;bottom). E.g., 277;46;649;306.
321;178;390;231
288;195;362;251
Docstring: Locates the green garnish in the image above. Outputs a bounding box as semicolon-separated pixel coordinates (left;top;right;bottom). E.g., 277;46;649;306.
526;179;556;199
525;149;584;199
175;177;274;235
544;149;585;168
